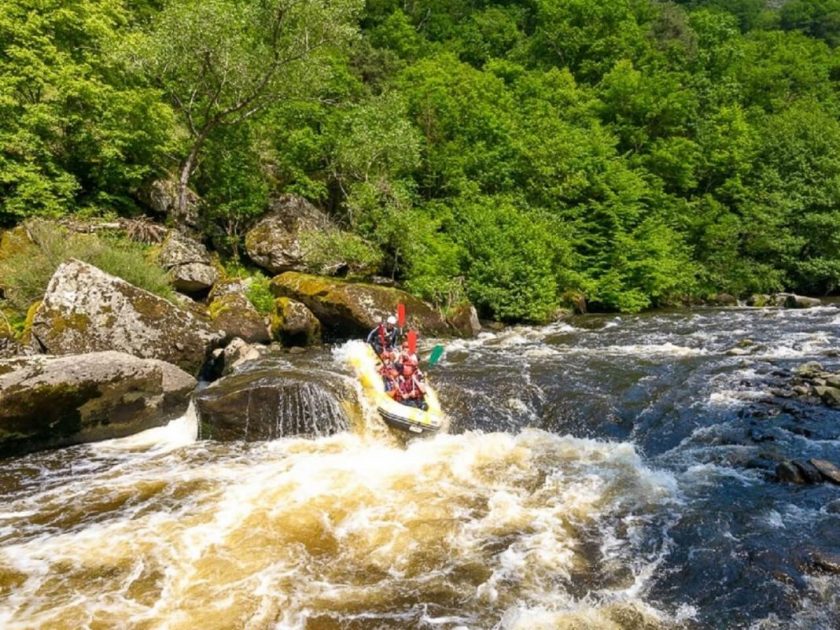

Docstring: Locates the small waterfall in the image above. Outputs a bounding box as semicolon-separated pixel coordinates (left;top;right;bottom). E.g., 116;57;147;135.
195;365;352;441
272;381;349;438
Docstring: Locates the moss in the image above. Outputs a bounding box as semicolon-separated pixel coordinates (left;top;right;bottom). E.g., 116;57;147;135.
208;295;234;320
19;300;42;343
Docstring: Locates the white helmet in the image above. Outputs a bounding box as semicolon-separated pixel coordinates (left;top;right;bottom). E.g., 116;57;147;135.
386;315;397;325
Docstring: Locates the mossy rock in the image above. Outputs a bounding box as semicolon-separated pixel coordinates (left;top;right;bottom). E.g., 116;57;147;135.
30;260;223;374
269;271;451;338
208;293;270;344
271;297;321;346
0;352;196;457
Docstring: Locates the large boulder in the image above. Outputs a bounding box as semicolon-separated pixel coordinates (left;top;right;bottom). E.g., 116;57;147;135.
271;297;321;346
30;260;223;374
208;292;270;344
269;272;451;337
0;351;195;456
195;362;352;440
157;231;218;293
245;195;376;276
143;179;200;230
447;303;481;338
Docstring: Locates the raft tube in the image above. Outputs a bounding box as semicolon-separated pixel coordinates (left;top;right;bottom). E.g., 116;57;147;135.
349;344;444;435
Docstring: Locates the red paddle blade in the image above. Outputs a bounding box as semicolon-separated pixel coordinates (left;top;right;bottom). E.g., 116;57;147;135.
407;329;417;354
397;303;406;328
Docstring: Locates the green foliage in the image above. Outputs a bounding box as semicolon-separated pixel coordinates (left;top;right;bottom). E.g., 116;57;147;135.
244;274;275;316
4;0;840;320
0;221;173;320
0;0;174;224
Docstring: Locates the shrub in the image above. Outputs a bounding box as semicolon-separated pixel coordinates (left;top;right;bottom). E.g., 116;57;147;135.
0;221;174;325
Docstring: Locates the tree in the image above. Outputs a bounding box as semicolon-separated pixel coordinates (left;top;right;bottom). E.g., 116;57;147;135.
134;0;362;217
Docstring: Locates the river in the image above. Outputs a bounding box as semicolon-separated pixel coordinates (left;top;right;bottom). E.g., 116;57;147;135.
1;306;839;629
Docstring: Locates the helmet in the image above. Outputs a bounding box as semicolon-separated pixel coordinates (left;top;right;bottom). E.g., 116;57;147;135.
386;315;397;325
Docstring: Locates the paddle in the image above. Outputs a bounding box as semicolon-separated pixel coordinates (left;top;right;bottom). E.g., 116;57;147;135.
427;344;445;366
397;303;406;328
407;329;417;355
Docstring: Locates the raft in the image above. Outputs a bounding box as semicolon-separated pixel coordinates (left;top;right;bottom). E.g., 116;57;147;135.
349;344;445;435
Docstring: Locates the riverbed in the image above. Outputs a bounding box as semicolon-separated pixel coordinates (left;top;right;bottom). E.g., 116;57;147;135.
1;307;839;629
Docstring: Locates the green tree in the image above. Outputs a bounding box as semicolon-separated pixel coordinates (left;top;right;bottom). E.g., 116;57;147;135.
133;0;362;218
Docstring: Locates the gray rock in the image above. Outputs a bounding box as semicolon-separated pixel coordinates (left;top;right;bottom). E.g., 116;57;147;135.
209;292;270;344
826;499;840;514
270;271;451;337
195;364;352;441
709;293;739;306
809;551;840;574
792;460;823;484
220;337;267;376
815;386;840;408
794;362;824;379
0;351;195;456
448;303;482;338
271;297;321;346
30;260;223;374
780;293;822;309
158;232;218;293
145;179;200;230
244;195;376;276
810;459;840;484
0;335;31;359
776;461;806;484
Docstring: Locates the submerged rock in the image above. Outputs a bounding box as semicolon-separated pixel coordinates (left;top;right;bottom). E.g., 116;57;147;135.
0;351;195;456
195;363;352;440
776;461;807;484
30;260;223;374
270;271;450;337
810;459;840;485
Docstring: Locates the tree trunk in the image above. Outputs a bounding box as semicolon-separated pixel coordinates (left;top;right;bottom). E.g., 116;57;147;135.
177;129;211;220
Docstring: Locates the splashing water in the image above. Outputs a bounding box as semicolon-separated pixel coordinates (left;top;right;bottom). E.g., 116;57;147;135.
2;307;840;628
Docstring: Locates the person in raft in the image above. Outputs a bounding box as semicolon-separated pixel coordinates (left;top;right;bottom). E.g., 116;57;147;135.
397;363;428;410
366;315;400;357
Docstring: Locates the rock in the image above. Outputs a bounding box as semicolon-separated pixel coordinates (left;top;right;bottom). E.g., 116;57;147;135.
814;386;840;408
794;362;824;379
143;179;200;230
747;294;771;307
208;277;253;300
561;290;587;314
776;461;806;484
195;364;352;440
30;260;223;374
271;297;321;346
0;335;30;359
447;303;481;338
709;293;739;306
0;351;195;456
269;272;451;337
245;194;374;276
220;337;267;376
810;459;840;484
780;293;822;309
208;292;270;344
826;499;840;514
809;551;840;575
157;231;218;293
792;460;823;484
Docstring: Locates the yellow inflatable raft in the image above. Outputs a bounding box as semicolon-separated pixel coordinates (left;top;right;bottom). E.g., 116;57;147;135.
349;344;444;435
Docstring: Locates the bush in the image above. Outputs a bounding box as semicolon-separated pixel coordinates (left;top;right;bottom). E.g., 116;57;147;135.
0;221;174;325
244;273;276;315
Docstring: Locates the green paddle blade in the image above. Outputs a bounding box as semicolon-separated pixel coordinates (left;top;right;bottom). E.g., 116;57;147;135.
428;344;445;366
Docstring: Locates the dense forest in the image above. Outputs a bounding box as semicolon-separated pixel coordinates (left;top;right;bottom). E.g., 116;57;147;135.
2;0;840;321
